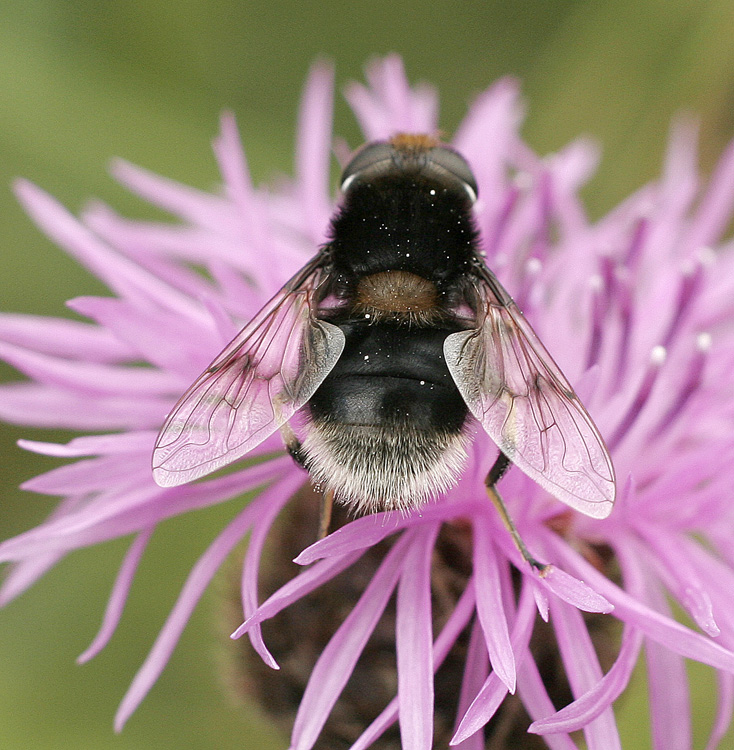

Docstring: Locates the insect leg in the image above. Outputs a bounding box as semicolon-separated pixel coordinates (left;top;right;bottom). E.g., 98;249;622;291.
486;450;511;485
318;488;335;540
319;490;334;539
485;452;548;573
274;408;333;539
278;420;308;468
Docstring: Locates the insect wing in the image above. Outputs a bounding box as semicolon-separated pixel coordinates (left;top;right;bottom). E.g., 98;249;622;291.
152;259;345;487
444;269;615;518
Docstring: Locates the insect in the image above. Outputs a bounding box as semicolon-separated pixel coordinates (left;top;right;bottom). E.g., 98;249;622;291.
152;134;615;560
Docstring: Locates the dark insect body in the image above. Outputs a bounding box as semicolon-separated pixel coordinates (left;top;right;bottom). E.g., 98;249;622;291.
153;134;615;528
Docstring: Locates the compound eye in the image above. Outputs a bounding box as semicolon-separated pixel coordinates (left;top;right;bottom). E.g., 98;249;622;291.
340;141;394;193
340;137;479;202
428;146;478;202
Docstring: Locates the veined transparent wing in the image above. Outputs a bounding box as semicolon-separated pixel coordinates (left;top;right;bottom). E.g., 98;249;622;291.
444;265;615;518
153;257;345;487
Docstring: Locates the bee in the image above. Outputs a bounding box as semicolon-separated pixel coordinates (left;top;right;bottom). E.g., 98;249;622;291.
152;134;615;551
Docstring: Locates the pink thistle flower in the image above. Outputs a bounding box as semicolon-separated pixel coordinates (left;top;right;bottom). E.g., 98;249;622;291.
3;55;734;749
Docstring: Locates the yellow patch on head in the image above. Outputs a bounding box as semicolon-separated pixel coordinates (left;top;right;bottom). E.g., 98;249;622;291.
389;133;440;155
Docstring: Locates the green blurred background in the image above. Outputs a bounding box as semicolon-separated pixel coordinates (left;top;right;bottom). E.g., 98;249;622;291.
1;1;733;747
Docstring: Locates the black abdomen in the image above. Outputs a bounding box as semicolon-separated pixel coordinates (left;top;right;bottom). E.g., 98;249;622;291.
308;322;468;433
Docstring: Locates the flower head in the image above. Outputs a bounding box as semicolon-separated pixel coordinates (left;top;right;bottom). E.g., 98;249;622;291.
3;55;734;749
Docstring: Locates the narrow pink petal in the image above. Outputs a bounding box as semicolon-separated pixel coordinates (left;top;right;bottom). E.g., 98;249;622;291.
452;616;490;750
110;159;229;232
82;204;249;270
637;562;691;750
550;137;601;195
473;517;516;692
492;529;613;613
0;459;291;561
635;530;719;636
351;580;477;750
214;113;257;214
0;312;134;361
629;121;699;267
529;626;643;734
646;639;691;750
21;454;151;495
79;206;226;303
550;595;605;692
486;180;549;290
289;532;412;750
543;147;597;252
548;597;621;750
547;532;734;675
345;55;438;140
114;478;290;730
211;114;285;295
78;527;154;663
371;55;438;134
685;133;734;249
106;252;218;308
516;656;579;750
343;86;384;140
682;538;734;644
411;82;439;135
661;116;699;188
295;60;335;244
207;259;265;321
657;118;699;233
531;579;550;621
539;566;614;614
452;77;522;198
19;431;156;458
294;510;407;564
67;296;217;379
689;552;734;646
231;547;364;639
0;383;166;430
83;455;286;540
396;523;439;750
14;180;207;322
240;472;300;668
706;672;734;750
0;340;185;395
454;681;508;746
199;294;239;347
294;500;479;565
452;583;536;745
